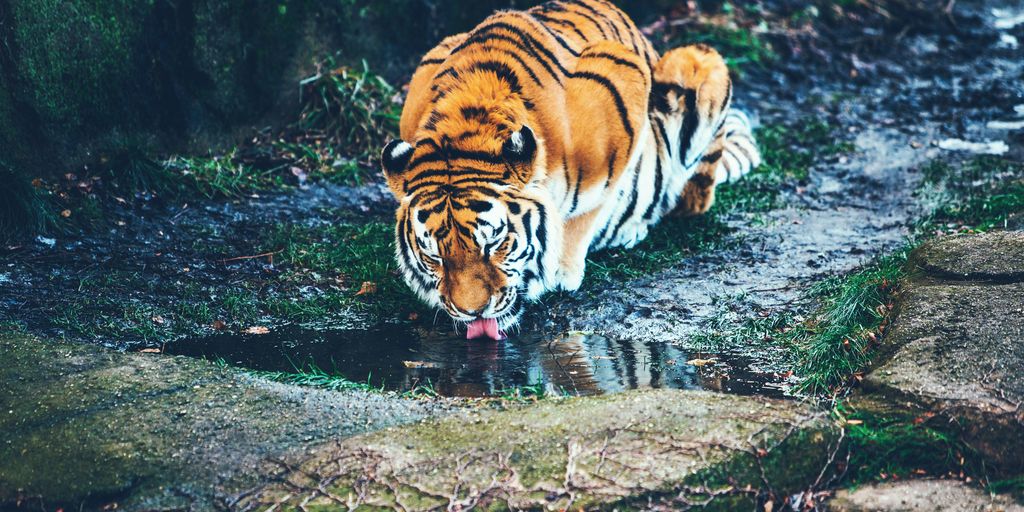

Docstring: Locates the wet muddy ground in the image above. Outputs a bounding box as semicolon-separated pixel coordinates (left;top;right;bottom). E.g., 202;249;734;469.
2;0;1022;399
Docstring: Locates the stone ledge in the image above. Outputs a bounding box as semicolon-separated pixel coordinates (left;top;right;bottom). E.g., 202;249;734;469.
865;232;1024;474
911;231;1024;282
829;479;1023;511
234;390;842;511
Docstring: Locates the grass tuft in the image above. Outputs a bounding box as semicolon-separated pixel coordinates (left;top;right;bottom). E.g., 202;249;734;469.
0;164;57;243
790;251;906;395
259;221;424;322
248;363;382;393
297;58;401;163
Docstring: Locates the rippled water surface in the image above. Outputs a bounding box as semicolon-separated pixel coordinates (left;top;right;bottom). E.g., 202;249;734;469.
164;326;790;398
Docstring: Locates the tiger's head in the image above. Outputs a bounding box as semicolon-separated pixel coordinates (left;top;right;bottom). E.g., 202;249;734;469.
380;71;560;331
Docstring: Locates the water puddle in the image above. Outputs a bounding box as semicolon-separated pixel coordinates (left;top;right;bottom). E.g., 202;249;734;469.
163;326;790;398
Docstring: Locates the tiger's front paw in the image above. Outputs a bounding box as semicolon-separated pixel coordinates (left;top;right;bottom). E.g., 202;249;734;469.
555;257;586;292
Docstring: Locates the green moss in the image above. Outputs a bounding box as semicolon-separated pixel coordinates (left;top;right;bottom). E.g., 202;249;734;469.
687;25;777;76
9;0;145;133
836;399;979;486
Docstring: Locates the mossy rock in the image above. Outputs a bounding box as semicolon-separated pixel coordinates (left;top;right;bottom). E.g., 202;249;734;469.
0;333;454;510
235;390;842;510
863;232;1024;475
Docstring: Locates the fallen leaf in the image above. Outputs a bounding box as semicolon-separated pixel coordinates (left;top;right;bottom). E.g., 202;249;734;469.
211;320;226;331
151;315;165;325
407;312;419;321
912;412;936;425
686;358;716;367
60;209;71;218
31;178;43;188
403;360;441;369
355;281;377;296
139;348;161;354
245;326;270;335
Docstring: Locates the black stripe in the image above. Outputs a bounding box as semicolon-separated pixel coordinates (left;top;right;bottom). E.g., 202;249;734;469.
404;169;505;195
398;211;432;291
434;67;460;82
585;51;643;74
723;81;733;114
571;0;621;42
460;106;488;120
603;1;640;54
451;22;569;82
727;140;756;167
678;88;699;165
560;154;572;212
407;147;505;169
644;136;664;221
654;117;671;158
610;157;642;242
423;111;447;131
570;164;583;214
521;12;580;57
420;57;446;66
592;218;611;248
701;149;723;164
570;70;634;143
522;210;533;250
556;3;608;38
524;199;548;281
468;60;523;94
604;148;618;189
478;44;545;87
532;12;589;42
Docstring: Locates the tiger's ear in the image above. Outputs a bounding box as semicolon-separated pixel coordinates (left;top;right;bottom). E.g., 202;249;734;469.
381;139;414;176
502;126;537;164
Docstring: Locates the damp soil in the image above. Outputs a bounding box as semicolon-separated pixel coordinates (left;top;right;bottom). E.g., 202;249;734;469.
2;0;1022;399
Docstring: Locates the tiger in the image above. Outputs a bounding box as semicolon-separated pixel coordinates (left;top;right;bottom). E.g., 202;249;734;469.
380;0;761;339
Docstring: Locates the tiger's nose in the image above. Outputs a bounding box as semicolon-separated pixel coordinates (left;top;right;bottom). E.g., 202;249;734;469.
447;276;492;316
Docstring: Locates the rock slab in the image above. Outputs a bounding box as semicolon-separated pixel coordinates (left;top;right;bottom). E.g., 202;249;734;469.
865;231;1024;473
830;479;1024;512
236;390;841;511
0;334;452;510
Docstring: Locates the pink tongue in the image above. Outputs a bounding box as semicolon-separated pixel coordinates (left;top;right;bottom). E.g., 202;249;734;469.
466;318;506;340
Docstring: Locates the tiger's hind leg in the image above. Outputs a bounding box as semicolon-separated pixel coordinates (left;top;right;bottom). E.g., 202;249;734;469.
679;111;761;215
651;45;760;216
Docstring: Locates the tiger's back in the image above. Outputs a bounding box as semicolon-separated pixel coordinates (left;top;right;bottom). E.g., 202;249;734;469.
400;0;656;185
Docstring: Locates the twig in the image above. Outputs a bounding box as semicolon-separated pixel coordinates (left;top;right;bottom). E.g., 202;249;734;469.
219;250;282;264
